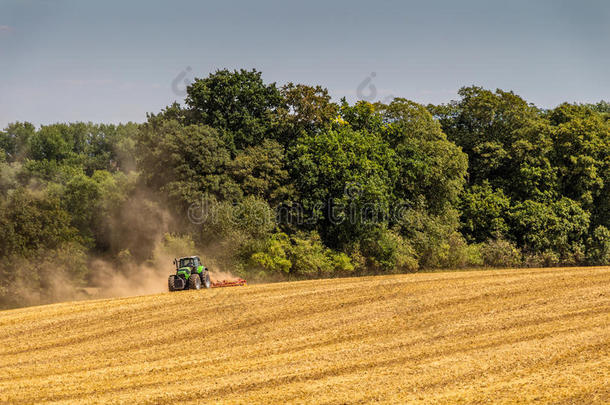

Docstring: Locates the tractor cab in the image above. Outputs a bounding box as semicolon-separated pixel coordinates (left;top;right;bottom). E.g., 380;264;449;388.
175;256;201;271
169;256;211;291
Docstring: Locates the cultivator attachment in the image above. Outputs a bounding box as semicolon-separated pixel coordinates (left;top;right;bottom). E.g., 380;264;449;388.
211;278;247;288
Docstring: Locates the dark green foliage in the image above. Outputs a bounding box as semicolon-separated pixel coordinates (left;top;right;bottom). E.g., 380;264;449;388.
432;87;557;202
460;182;510;243
185;69;282;152
547;103;610;227
508;198;589;260
228;139;293;205
291;124;397;248
0;189;81;257
586;226;610;265
136;119;240;205
381;99;467;214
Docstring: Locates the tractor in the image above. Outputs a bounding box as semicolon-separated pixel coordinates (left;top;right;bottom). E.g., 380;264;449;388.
168;256;211;291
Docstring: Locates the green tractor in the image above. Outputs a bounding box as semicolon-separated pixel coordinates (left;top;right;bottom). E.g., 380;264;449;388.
168;256;211;291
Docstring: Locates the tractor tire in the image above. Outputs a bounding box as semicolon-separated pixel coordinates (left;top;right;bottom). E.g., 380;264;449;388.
188;273;202;290
168;275;178;292
202;272;211;289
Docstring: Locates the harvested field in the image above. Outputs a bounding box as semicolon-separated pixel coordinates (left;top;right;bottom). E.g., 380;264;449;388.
0;266;608;404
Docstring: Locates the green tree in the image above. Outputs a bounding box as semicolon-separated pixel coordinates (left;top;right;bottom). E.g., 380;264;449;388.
0;189;80;257
460;182;511;243
396;204;471;268
276;83;338;147
508;198;589;259
137;120;240;206
251;231;355;278
339;100;384;133
359;227;418;272
382;99;468;214
185;69;282;152
547;103;610;227
29;125;74;161
0;122;35;162
228;139;293;205
586;226;610;265
431;86;557;202
291;125;397;248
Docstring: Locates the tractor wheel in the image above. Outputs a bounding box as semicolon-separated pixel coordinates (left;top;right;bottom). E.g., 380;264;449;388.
188;274;202;290
168;275;178;292
202;272;211;289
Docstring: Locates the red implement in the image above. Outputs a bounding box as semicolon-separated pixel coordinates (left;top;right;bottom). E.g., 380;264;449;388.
211;278;247;288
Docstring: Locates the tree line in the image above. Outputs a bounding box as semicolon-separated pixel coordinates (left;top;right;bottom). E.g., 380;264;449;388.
1;69;608;307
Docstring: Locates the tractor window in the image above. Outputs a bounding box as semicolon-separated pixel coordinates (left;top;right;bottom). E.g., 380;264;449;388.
179;258;194;268
194;257;200;266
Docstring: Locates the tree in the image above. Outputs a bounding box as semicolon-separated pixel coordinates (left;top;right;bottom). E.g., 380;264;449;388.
508;198;589;259
251;231;355;278
0;122;35;162
29;125;75;162
340;100;384;133
276;83;338;147
228;139;293;205
586;226;610;265
460;182;511;243
185;69;282;152
431;86;557;202
290;125;397;248
0;189;80;257
547;103;610;227
137;120;240;206
381;99;468;214
359;227;418;272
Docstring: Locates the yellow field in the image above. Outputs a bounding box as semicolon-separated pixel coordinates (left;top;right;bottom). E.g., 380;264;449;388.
0;267;608;404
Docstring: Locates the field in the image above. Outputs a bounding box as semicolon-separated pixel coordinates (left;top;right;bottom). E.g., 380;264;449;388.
0;267;608;404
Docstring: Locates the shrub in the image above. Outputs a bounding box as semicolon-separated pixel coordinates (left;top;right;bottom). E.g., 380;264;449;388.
360;228;418;273
397;205;464;269
445;233;483;268
586;226;610;265
523;250;560;268
480;239;522;268
250;233;292;276
251;232;356;279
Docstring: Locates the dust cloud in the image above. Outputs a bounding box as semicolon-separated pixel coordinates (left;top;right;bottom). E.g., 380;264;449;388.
0;192;241;309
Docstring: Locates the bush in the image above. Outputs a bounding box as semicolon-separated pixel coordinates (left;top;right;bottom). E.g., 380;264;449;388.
508;198;589;260
360;228;418;273
251;231;356;279
397;205;465;269
586;226;610;265
250;233;292;276
444;233;483;268
523;250;560;268
480;239;522;268
460;182;510;243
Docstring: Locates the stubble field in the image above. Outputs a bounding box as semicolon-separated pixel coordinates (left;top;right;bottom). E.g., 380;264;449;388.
0;266;608;404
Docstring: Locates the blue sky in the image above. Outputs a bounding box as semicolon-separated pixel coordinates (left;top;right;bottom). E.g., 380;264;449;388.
1;0;609;127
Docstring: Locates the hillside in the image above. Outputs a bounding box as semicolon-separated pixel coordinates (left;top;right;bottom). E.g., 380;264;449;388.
0;267;608;404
